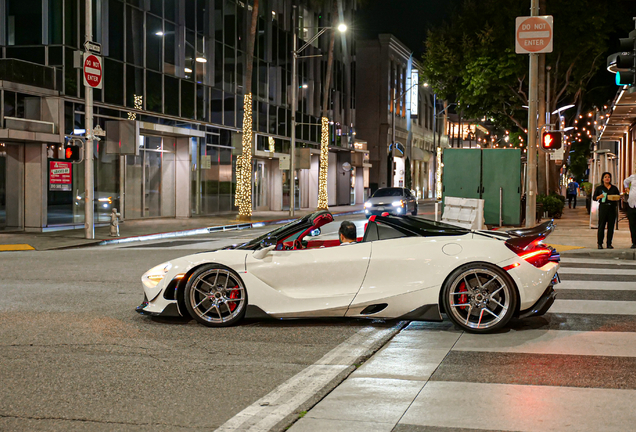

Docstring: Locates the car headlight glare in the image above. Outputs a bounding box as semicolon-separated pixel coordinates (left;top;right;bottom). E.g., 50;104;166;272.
364;202;372;208
142;262;172;289
392;200;404;207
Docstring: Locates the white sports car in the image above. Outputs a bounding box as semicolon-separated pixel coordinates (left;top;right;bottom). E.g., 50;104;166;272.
136;211;560;333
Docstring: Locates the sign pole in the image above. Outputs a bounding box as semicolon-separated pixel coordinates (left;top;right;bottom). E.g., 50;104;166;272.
84;0;94;239
290;9;297;217
525;0;540;227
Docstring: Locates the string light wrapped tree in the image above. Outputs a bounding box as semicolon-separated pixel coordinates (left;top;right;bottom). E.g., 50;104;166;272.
236;0;260;220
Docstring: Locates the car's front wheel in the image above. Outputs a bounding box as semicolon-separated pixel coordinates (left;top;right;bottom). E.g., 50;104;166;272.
442;263;517;333
184;264;248;327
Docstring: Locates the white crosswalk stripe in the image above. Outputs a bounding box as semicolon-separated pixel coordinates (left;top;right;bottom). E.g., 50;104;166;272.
288;257;636;432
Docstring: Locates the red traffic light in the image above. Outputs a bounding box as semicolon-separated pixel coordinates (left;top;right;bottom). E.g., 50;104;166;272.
65;147;73;159
541;131;562;150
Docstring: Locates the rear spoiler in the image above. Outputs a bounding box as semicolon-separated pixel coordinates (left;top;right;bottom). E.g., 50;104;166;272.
505;220;555;251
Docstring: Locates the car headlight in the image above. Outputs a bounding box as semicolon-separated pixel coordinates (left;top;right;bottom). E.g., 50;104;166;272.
364;202;372;208
142;262;172;289
392;200;404;207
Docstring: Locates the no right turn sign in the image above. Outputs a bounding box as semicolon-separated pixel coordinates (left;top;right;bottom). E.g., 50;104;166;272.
515;16;553;54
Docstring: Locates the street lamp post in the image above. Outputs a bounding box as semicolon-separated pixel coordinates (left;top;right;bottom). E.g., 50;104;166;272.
289;19;346;217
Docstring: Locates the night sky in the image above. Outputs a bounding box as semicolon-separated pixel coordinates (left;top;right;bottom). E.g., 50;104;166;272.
355;0;461;56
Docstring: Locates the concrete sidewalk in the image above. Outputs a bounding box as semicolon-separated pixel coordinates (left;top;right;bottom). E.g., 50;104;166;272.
547;206;636;260
0;204;368;251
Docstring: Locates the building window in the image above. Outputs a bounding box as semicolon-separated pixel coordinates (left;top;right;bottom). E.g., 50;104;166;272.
7;0;42;45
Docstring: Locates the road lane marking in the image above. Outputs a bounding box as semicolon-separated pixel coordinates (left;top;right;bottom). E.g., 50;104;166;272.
0;244;35;251
214;322;406;432
557;267;636;275
545;243;584;252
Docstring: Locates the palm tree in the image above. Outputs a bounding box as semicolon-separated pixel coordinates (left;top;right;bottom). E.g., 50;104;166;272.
236;0;260;220
316;0;338;210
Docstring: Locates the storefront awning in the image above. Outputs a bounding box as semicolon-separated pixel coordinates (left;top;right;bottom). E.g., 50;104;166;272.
139;122;205;138
599;88;636;141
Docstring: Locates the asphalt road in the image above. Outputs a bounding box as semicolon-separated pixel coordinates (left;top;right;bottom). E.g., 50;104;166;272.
0;213;406;432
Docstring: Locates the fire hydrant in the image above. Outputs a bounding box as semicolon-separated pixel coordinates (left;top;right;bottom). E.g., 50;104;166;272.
110;208;121;237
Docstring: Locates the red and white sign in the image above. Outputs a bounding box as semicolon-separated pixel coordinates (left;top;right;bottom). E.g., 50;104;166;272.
83;53;103;89
49;161;73;191
515;15;553;54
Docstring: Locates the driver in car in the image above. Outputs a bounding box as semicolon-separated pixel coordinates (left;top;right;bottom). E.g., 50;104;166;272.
339;221;357;244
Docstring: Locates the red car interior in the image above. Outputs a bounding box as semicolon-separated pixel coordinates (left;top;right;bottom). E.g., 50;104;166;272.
277;212;366;250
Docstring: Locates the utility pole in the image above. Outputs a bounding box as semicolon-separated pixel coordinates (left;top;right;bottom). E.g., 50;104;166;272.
290;6;297;217
525;0;539;227
391;87;396;187
84;0;94;239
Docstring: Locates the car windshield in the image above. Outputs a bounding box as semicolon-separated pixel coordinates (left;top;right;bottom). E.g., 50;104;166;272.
372;188;403;197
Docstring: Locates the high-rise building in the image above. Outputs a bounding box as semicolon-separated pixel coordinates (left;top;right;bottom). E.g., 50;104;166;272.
0;0;358;232
356;34;448;199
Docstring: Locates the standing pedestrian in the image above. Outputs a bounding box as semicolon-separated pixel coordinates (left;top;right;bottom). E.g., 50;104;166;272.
566;178;579;209
624;165;636;249
593;172;620;249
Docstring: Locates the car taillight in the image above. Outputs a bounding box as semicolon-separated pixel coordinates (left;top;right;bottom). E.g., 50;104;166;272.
505;239;556;268
518;248;552;268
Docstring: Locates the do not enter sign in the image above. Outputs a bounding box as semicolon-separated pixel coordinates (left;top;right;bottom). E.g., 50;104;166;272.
515;15;553;54
83;53;103;89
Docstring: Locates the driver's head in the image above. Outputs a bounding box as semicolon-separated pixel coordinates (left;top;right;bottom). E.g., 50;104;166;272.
339;221;357;244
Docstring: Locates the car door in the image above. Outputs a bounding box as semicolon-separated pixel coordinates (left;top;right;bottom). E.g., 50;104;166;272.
245;242;372;314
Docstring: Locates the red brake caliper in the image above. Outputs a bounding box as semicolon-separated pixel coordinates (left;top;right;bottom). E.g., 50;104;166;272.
458;282;468;310
228;286;239;312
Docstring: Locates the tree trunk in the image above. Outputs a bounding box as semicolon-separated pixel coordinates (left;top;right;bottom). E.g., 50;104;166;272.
237;0;260;220
317;1;337;210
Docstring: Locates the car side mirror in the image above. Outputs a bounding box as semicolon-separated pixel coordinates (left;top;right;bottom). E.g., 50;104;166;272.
253;245;275;260
309;228;321;237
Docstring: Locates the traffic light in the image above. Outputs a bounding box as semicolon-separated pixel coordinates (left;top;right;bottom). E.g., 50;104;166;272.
609;29;636;86
64;142;82;162
541;131;562;151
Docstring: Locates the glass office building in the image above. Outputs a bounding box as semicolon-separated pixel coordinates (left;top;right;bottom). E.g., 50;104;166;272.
0;0;357;231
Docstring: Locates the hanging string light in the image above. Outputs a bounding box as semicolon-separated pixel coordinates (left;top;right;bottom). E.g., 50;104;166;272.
317;116;330;209
435;147;443;200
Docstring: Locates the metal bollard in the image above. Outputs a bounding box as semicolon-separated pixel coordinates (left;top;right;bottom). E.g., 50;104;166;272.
435;201;440;222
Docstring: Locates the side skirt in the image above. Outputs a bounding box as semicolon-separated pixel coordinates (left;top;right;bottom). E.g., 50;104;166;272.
396;304;443;321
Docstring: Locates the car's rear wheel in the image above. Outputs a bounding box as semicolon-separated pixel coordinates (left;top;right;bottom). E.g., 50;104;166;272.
442;263;517;333
184;265;247;327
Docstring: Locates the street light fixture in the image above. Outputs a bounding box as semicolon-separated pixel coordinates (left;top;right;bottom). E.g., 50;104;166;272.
551;104;574;115
289;19;348;216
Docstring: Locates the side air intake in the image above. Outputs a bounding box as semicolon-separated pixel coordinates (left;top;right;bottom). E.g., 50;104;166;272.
360;304;388;315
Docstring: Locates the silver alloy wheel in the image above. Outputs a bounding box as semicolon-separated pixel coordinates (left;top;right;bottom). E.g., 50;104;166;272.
446;268;511;330
188;268;246;324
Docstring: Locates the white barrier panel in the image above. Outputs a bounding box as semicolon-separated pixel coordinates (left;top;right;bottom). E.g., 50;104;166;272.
442;196;485;230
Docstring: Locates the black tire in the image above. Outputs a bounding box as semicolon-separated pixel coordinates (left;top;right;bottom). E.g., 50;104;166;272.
442;263;517;333
184;264;247;327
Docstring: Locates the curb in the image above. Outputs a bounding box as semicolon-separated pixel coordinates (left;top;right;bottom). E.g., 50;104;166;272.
97;209;365;246
560;248;636;260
